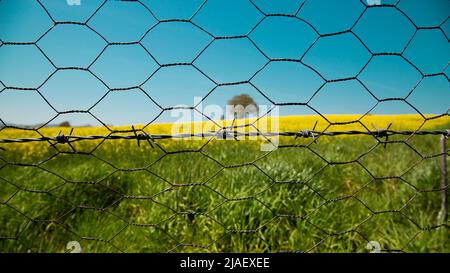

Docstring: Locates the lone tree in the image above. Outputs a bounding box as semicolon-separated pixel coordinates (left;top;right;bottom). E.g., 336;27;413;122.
58;121;71;127
227;94;259;118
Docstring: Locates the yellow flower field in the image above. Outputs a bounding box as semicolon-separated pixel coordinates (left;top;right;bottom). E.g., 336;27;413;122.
0;114;448;162
1;114;448;139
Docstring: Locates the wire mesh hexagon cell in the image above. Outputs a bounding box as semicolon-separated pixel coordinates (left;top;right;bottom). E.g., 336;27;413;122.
0;0;449;253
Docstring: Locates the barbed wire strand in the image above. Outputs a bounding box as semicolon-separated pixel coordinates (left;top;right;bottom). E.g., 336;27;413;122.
0;0;448;253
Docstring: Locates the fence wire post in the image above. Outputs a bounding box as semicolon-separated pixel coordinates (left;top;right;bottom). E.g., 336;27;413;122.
438;134;448;222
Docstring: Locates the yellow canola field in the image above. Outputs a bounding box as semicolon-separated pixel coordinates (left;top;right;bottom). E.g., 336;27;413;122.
0;115;448;161
2;114;447;138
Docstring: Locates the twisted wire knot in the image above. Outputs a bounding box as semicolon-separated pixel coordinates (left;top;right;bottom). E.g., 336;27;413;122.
136;133;148;140
296;130;313;138
374;129;389;138
55;134;69;144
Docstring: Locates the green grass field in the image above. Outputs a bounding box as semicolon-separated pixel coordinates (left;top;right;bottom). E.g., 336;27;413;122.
0;119;449;253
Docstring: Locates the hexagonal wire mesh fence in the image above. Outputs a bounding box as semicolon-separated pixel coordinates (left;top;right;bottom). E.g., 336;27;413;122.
0;0;449;253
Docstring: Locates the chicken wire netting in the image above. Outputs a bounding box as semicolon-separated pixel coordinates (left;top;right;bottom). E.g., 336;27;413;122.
0;0;449;253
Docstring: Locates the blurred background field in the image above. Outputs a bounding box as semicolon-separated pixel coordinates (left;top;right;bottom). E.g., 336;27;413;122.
1;0;449;254
1;114;449;160
0;115;448;253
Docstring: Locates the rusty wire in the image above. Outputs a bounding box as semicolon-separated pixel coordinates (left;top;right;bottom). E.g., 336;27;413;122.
0;0;449;253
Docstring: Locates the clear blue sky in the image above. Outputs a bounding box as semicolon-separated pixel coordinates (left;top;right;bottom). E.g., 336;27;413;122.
0;0;449;126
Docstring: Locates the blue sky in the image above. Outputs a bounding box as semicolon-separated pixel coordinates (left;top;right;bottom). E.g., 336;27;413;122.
0;0;449;126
